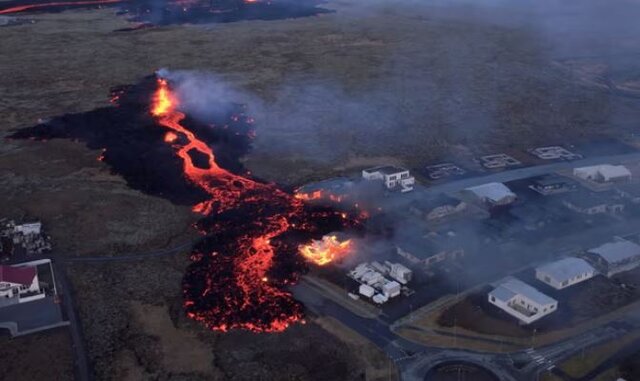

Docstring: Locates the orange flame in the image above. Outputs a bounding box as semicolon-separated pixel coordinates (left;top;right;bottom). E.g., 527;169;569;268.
151;79;177;116
298;235;352;266
294;190;344;203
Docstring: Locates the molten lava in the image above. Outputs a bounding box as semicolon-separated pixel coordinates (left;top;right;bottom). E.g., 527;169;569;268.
12;74;361;334
298;235;352;266
150;77;359;332
0;0;120;14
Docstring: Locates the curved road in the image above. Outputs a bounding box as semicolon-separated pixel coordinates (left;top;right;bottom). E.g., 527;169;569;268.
55;150;640;380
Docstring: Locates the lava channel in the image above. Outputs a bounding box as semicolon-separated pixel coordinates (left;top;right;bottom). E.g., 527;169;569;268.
151;78;358;332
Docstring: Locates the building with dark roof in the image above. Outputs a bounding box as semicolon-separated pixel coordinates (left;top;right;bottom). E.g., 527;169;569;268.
395;233;464;268
0;264;42;302
529;175;577;195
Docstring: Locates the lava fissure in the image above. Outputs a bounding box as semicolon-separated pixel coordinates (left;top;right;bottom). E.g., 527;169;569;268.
150;77;359;332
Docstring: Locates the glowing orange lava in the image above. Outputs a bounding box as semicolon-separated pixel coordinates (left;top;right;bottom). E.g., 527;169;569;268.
298;235;352;266
151;77;306;332
0;0;121;14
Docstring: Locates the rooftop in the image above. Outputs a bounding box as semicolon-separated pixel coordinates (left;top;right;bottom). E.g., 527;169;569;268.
0;265;36;286
588;239;640;264
494;277;556;306
489;285;517;303
575;164;631;178
364;165;409;175
536;257;595;283
466;182;515;202
533;175;574;187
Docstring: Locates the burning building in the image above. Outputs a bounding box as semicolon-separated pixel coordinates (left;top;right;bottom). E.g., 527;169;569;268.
298;234;352;266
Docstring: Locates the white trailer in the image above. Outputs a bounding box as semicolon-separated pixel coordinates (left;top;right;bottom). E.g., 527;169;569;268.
359;284;375;298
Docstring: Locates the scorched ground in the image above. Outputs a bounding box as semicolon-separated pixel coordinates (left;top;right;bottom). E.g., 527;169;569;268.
11;74;361;333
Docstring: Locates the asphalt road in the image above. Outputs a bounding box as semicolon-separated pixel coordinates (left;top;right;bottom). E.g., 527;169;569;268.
46;149;640;380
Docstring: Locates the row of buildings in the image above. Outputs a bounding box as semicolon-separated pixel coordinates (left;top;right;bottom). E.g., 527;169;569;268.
488;237;640;324
1;219;51;259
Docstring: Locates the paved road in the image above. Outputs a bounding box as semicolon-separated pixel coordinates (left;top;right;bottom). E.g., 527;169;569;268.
53;260;92;381
47;150;640;381
423;151;640;196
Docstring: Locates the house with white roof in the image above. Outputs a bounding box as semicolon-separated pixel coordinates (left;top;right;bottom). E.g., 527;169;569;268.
465;182;516;208
535;258;596;290
573;164;631;184
488;277;558;324
362;166;415;192
584;238;640;277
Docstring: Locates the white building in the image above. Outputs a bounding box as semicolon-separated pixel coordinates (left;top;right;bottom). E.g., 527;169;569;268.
359;284;375;298
488;278;558;324
573;165;632;183
13;222;42;236
386;261;412;285
382;281;401;298
465;182;517;207
362;166;415;192
584;239;640;277
349;262;405;303
0;265;43;302
535;258;596;290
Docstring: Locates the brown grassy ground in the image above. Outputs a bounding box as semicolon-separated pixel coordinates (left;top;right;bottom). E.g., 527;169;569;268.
2;3;639;184
0;328;73;381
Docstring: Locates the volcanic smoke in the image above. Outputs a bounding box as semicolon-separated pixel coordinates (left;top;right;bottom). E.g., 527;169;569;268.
10;73;360;333
150;76;359;332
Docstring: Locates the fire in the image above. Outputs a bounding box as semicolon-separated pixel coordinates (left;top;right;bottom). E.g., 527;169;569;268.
164;131;178;143
151;79;177;116
294;189;344;203
298;235;352;266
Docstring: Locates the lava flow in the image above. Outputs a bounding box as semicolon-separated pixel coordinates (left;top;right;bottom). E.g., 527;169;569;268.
151;77;358;332
0;0;120;14
10;74;360;333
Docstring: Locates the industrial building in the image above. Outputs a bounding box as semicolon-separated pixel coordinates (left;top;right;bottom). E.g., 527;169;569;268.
362;166;415;192
488;277;558;324
465;182;517;208
562;191;624;215
573;164;632;184
535;258;596;290
584;239;640;277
